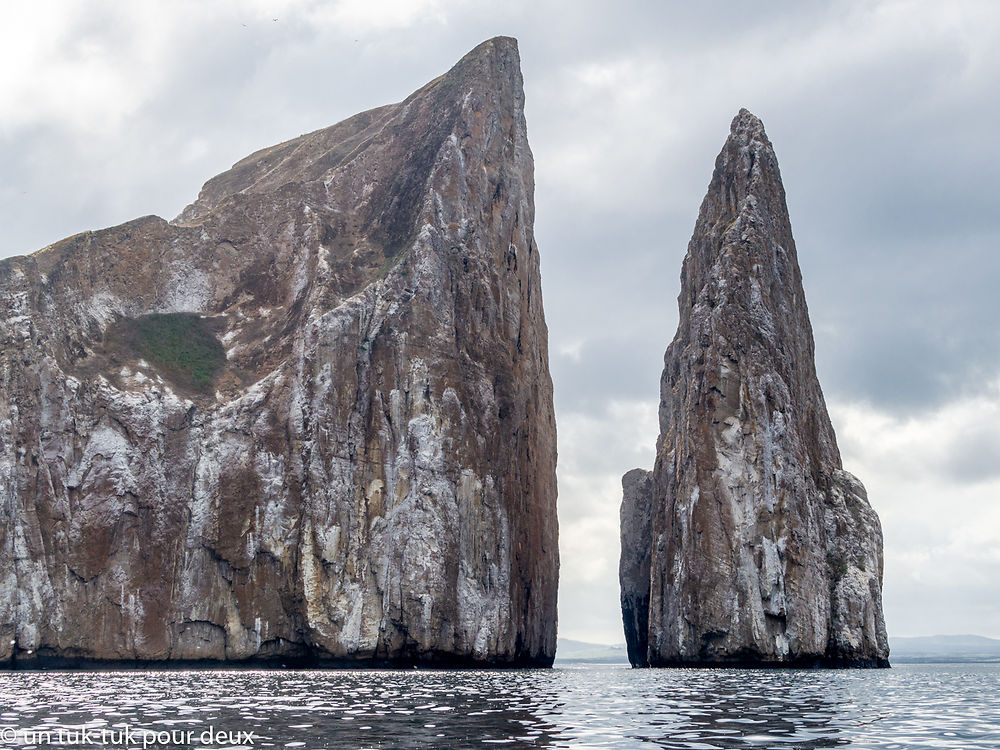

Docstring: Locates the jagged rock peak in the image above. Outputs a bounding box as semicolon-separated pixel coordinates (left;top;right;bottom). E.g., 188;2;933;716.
621;109;889;669
177;36;524;224
0;37;558;668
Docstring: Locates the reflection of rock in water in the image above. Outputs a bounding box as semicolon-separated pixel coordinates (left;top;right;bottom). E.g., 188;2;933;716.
621;109;889;669
652;671;846;746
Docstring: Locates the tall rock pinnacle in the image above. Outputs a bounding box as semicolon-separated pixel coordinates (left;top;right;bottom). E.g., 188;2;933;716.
620;109;889;668
0;37;558;667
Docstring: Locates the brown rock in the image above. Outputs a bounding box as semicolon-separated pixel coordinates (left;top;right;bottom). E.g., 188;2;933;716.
620;109;888;668
0;36;558;668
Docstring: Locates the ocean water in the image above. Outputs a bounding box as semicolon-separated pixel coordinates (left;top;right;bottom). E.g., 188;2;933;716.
0;663;997;749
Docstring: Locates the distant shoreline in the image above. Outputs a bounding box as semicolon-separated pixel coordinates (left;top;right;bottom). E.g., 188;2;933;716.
556;635;1000;667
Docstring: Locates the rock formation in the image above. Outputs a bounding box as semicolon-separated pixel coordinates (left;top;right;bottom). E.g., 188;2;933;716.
0;36;558;668
620;109;888;668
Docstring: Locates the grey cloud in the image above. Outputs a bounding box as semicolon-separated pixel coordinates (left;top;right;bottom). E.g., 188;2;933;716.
551;336;664;416
807;229;1000;412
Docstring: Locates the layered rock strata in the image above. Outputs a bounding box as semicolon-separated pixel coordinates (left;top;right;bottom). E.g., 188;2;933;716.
620;109;888;668
0;37;558;668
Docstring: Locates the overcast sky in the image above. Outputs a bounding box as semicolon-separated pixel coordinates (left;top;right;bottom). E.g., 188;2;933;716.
2;0;998;645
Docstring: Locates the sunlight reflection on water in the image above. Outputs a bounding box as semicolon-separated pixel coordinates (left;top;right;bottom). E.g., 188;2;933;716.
0;663;997;748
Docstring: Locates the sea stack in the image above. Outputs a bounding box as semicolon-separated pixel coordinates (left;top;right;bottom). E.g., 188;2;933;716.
620;109;888;668
0;37;558;667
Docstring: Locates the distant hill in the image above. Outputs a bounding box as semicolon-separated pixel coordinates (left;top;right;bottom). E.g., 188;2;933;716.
555;635;1000;665
889;635;1000;663
555;638;629;664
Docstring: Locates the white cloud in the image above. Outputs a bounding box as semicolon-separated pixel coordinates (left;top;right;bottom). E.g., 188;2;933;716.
0;0;455;137
0;1;180;135
308;0;448;33
831;382;1000;637
833;378;1000;484
557;399;657;642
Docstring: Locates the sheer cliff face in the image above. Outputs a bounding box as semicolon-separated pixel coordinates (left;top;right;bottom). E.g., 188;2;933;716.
0;37;558;667
621;110;888;668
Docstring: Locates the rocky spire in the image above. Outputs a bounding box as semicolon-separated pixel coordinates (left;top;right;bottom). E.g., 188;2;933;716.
620;109;889;667
0;36;558;668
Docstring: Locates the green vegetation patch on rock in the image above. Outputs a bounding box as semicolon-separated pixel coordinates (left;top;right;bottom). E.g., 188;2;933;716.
110;313;226;392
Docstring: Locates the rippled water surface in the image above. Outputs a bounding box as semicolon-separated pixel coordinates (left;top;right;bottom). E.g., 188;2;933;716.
1;663;997;748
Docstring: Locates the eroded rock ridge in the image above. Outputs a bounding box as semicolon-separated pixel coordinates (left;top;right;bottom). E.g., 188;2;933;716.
620;109;888;668
0;37;558;667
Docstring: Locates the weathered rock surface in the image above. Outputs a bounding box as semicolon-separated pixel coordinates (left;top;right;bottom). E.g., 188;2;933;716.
0;36;558;667
620;109;888;668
